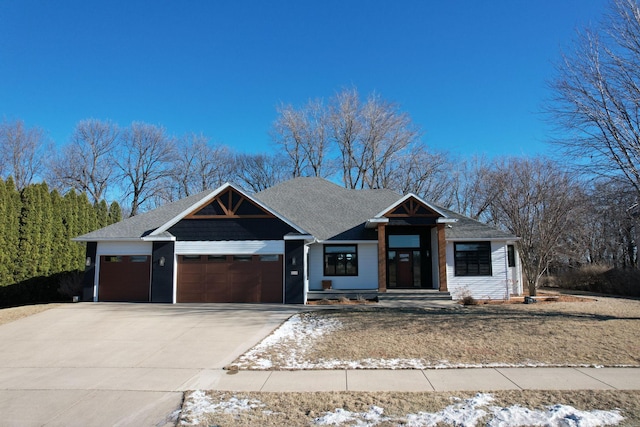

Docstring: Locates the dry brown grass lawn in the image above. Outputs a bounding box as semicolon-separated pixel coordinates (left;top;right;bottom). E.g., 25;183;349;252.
184;390;640;426
238;296;640;369
0;303;61;326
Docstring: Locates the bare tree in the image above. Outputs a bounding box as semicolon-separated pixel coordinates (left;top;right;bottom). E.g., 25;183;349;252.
330;88;363;188
233;153;288;192
388;146;453;202
329;88;421;189
272;99;332;178
581;179;638;268
0;119;47;190
444;155;495;221
548;0;640;197
165;133;234;201
483;157;585;296
48;119;119;203
115;122;175;216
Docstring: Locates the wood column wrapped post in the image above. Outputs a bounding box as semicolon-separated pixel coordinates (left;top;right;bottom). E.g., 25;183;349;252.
437;223;448;292
377;223;387;292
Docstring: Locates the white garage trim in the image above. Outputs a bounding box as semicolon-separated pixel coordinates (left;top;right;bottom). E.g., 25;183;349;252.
96;241;153;256
175;240;284;255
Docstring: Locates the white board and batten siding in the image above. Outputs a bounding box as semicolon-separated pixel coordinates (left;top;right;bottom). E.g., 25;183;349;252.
446;241;512;300
174;241;284;255
307;242;378;291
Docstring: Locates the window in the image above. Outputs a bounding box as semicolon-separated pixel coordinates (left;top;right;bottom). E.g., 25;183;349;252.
233;255;252;262
104;256;122;263
324;245;358;276
259;254;279;262
388;234;420;248
507;245;516;267
182;255;201;262
207;255;227;262
454;242;492;276
129;256;148;263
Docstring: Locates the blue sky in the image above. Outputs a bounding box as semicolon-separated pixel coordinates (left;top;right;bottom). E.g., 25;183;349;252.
0;1;606;158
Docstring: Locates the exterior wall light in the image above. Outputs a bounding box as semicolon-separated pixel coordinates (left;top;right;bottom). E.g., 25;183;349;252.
85;257;92;267
159;256;165;267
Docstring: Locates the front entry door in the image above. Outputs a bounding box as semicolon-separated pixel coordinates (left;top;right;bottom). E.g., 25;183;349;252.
386;230;433;289
396;251;414;287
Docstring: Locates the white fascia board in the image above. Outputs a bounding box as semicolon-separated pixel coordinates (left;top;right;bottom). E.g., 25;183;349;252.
150;182;308;236
314;240;378;244
437;218;458;224
365;217;389;228
446;237;521;242
72;237;146;242
284;234;315;241
373;193;449;219
141;235;176;242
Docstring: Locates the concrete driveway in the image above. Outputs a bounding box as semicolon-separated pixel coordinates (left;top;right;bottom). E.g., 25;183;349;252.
0;303;301;426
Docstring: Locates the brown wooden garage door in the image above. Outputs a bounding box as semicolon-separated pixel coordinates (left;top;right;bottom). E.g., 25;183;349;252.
98;255;151;302
177;255;283;303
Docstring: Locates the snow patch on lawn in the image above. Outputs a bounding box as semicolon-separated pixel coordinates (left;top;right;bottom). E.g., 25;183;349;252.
234;313;623;370
235;312;342;369
179;392;624;426
315;393;624;426
179;390;267;426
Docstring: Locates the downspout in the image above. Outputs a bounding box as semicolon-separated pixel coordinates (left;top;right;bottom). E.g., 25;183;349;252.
504;244;510;300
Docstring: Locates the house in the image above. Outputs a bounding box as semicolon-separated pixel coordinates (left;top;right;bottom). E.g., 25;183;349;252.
74;177;522;303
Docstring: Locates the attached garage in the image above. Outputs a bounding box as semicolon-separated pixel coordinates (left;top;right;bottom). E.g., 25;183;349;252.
177;254;283;303
98;255;151;302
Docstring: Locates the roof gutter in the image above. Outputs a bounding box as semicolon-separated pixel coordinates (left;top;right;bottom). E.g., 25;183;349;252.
365;217;389;229
71;237;152;243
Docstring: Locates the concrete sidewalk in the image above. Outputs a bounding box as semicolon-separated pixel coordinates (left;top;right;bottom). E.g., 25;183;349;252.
186;367;640;392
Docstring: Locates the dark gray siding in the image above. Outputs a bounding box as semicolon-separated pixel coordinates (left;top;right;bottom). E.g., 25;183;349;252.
284;240;304;304
168;218;297;241
151;241;175;303
82;242;97;301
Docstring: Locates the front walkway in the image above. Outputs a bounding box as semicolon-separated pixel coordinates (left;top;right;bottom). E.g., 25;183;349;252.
189;367;640;392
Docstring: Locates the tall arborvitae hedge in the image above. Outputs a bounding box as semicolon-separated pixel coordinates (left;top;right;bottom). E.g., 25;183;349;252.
0;178;121;288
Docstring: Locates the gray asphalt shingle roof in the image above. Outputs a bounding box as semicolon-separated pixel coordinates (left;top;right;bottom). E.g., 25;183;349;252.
255;177;401;241
75;189;217;240
438;207;516;240
75;177;517;242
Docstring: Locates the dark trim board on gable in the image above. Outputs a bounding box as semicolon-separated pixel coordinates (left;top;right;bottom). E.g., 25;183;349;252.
76;177;523;304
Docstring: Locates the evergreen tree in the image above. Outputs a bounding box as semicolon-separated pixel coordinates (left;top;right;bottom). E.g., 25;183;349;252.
6;178;21;285
108;201;122;224
17;184;40;281
1;178;120;291
96;200;109;228
49;189;66;274
36;183;54;277
0;179;21;286
63;190;82;271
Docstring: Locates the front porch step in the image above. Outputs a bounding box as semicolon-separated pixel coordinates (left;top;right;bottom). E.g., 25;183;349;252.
378;289;453;302
307;290;379;301
305;289;453;303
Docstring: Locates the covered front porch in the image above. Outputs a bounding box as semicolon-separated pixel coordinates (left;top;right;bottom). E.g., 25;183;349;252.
370;195;455;294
